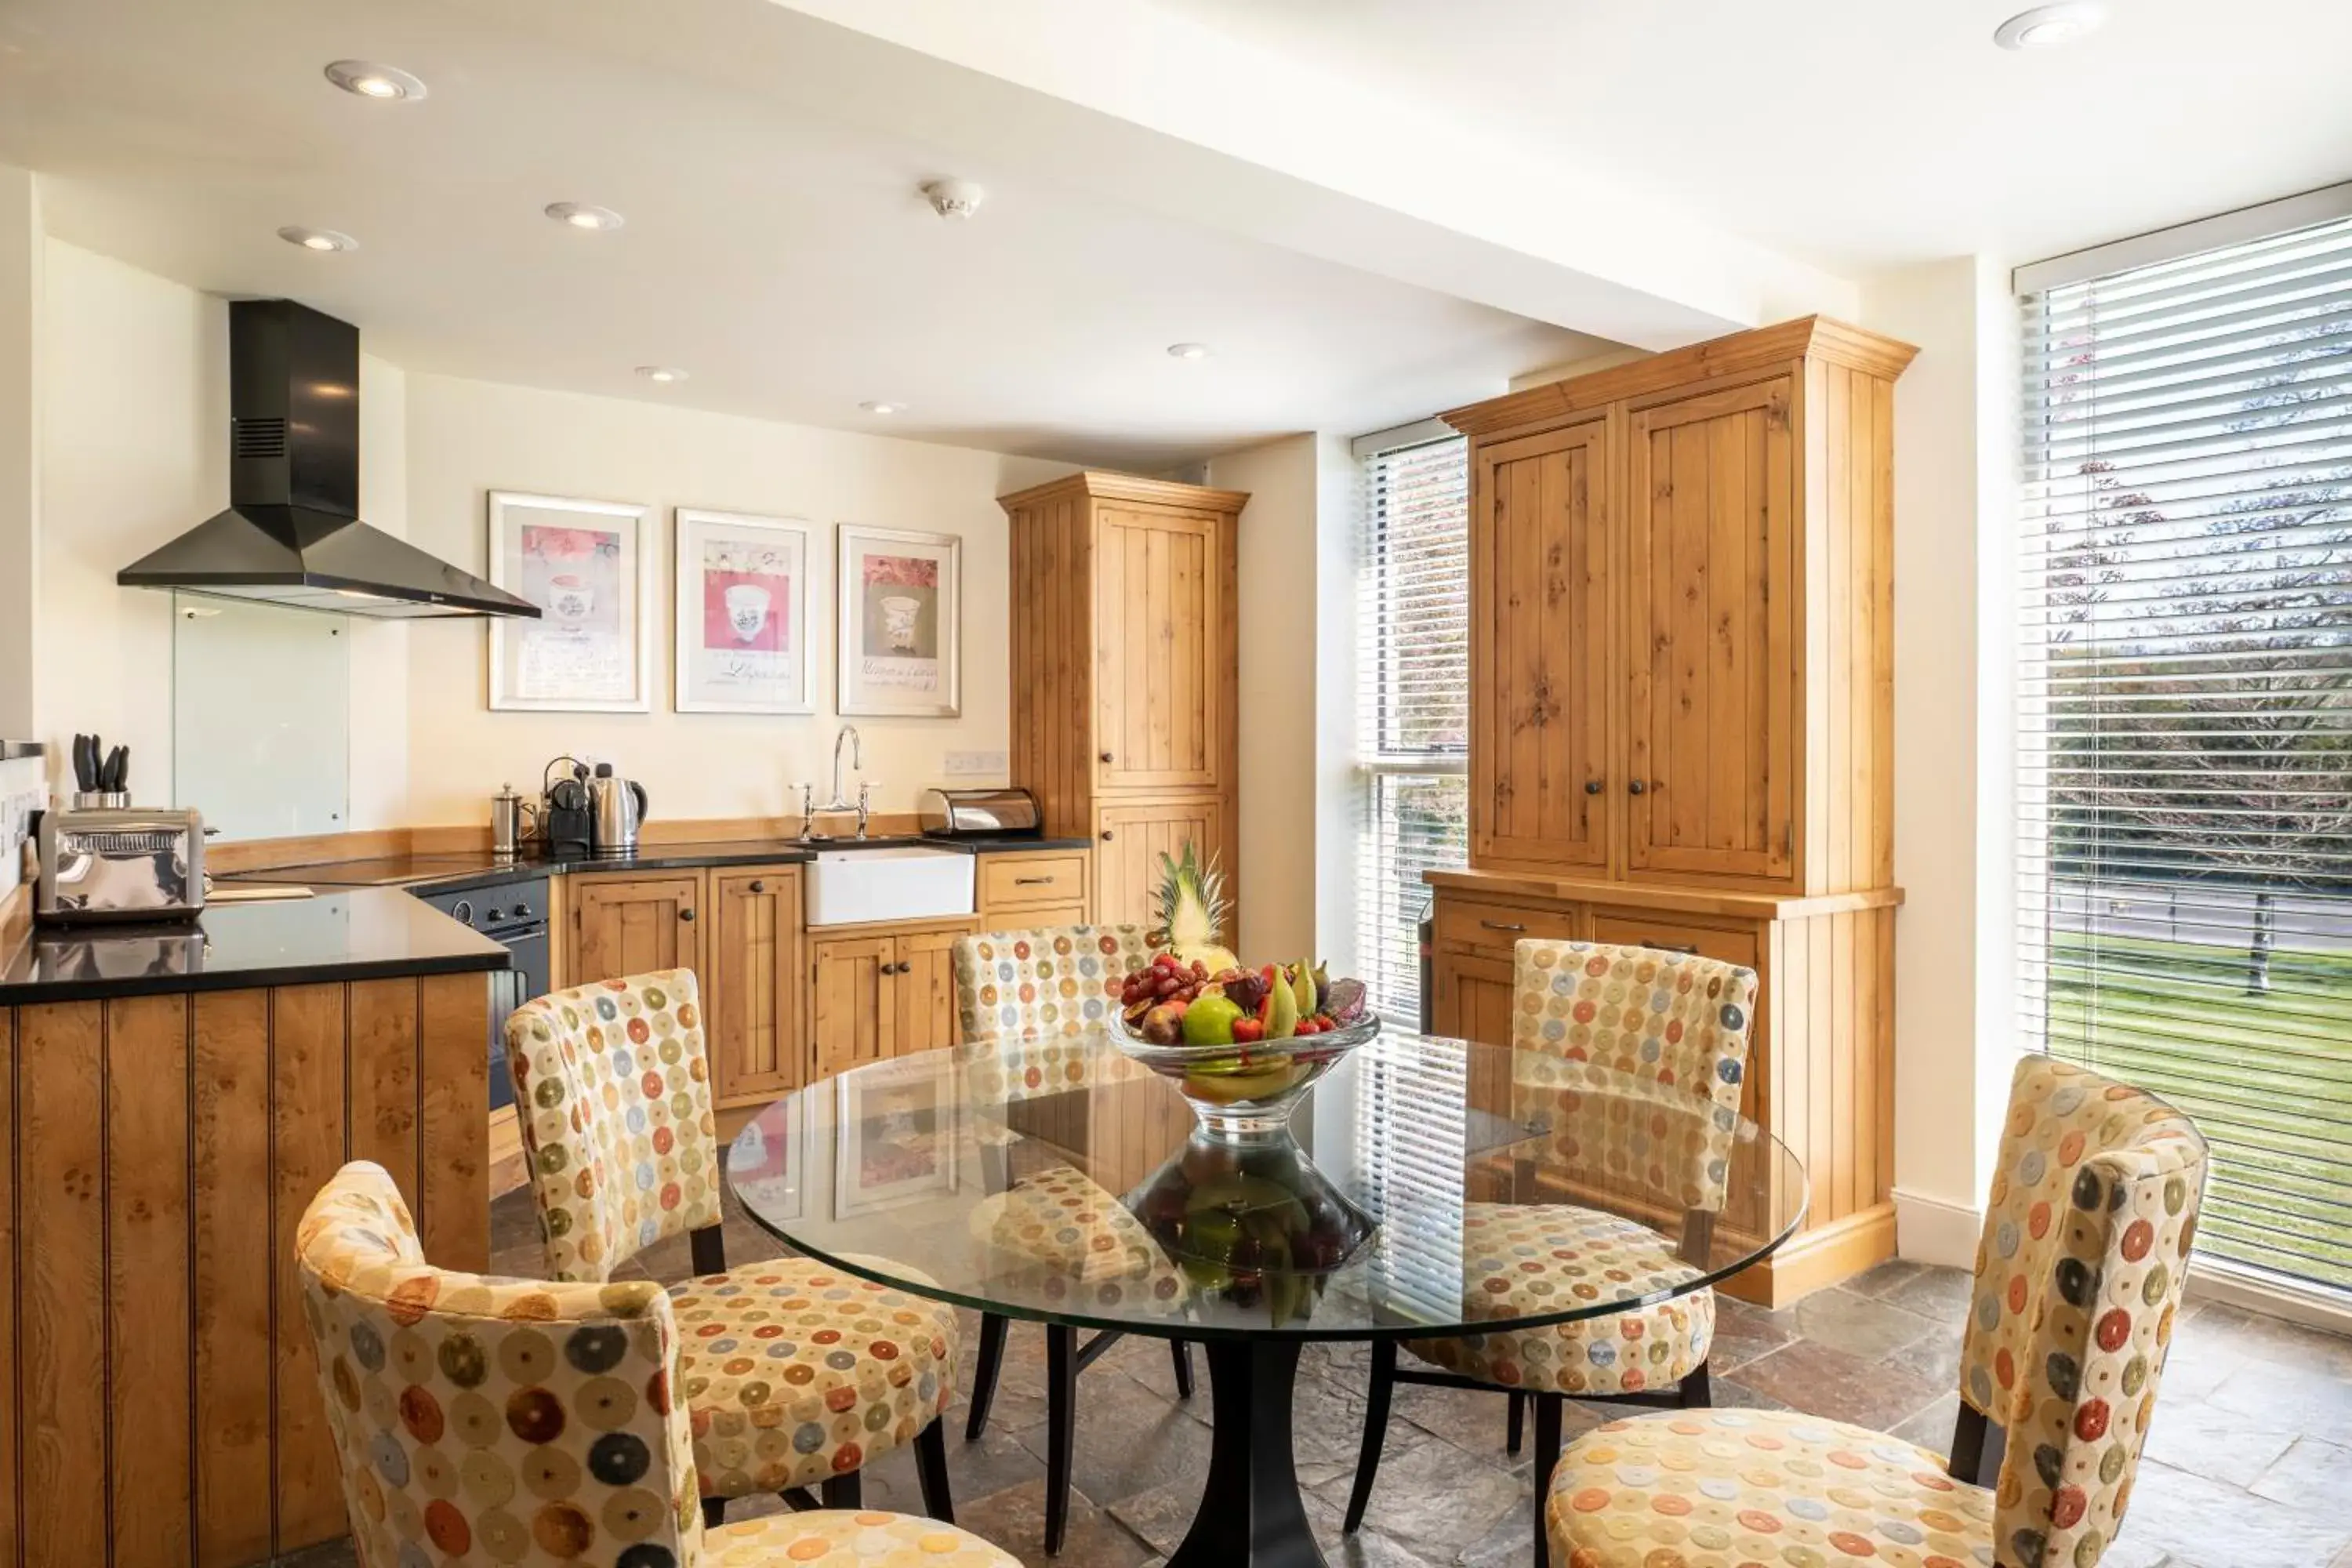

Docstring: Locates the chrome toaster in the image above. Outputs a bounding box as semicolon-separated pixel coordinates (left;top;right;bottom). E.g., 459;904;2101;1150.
36;806;207;924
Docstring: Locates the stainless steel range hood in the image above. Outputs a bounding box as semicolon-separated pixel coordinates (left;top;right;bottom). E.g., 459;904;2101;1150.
118;299;539;620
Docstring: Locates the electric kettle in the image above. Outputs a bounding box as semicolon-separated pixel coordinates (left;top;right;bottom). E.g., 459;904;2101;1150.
587;764;650;857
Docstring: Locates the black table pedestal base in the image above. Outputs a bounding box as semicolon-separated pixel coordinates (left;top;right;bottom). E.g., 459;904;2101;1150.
1167;1338;1326;1568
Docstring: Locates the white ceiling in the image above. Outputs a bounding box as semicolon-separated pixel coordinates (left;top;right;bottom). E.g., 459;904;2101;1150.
0;0;1608;468
1156;0;2352;275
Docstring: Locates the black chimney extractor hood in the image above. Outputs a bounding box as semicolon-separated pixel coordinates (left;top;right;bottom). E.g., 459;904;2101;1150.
118;299;539;619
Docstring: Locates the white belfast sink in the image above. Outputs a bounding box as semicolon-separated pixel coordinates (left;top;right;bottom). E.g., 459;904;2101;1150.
804;846;975;927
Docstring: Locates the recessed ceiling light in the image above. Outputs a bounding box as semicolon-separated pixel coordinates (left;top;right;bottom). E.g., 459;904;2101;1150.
1166;343;1212;361
545;201;625;232
324;60;427;101
278;226;358;252
1994;3;2106;49
636;365;688;384
860;401;906;416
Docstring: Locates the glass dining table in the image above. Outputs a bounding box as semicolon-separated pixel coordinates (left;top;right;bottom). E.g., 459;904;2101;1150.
726;1027;1806;1568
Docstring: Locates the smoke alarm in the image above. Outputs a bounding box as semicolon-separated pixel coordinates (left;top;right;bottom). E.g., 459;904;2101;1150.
922;179;986;220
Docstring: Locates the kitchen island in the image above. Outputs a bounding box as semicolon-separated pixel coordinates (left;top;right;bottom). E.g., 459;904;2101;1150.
0;887;508;1568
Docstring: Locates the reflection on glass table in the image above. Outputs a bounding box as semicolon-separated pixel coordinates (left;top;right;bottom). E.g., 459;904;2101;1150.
727;1029;1806;1568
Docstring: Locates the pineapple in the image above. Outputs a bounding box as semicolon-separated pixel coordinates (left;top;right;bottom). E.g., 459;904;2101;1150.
1151;841;1240;971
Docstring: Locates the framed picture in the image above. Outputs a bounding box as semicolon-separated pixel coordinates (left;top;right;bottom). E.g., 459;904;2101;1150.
487;492;654;712
837;524;960;717
729;1099;806;1225
673;509;815;714
835;1057;960;1219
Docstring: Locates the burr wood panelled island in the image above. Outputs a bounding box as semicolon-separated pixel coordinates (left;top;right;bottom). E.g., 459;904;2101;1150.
0;887;508;1567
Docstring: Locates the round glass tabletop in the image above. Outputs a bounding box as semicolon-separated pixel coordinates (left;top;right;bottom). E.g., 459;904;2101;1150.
726;1029;1806;1342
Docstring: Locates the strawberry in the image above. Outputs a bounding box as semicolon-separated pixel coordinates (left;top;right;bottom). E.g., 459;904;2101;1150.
1232;1017;1265;1044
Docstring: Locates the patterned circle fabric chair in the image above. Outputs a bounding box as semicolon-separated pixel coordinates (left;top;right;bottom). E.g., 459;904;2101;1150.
504;970;962;1523
1544;1054;2208;1568
951;923;1196;1555
296;1160;1017;1568
1348;939;1760;1568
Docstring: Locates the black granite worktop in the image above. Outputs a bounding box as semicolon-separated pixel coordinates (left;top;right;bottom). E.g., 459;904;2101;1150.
220;833;1098;895
0;886;510;1006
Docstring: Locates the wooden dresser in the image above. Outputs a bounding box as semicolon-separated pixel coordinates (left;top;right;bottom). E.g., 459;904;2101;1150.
1432;315;1916;1304
998;472;1247;929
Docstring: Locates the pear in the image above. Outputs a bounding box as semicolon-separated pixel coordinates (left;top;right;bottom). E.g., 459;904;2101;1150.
1267;970;1300;1039
1290;960;1318;1016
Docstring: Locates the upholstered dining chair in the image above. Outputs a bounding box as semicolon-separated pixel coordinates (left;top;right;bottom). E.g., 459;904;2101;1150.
295;1160;1018;1568
503;970;961;1526
952;924;1198;1555
1544;1054;2208;1568
1345;938;1760;1568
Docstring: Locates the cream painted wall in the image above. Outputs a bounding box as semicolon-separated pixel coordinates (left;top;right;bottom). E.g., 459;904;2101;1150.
397;372;1072;826
0;169;37;741
1861;254;2019;1267
1207;433;1318;960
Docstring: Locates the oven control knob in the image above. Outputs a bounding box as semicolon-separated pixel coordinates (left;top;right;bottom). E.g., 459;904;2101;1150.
486;906;505;924
513;902;532;918
452;898;474;925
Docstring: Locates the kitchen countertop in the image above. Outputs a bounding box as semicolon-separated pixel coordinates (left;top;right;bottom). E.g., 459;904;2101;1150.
0;885;510;1005
220;833;1097;893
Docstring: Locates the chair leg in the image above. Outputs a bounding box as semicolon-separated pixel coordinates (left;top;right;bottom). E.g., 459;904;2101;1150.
1342;1338;1398;1535
1171;1337;1196;1400
702;1496;727;1528
1679;1360;1712;1409
1532;1393;1564;1568
819;1471;862;1509
966;1312;1009;1441
1046;1323;1077;1556
1506;1390;1526;1456
913;1417;955;1525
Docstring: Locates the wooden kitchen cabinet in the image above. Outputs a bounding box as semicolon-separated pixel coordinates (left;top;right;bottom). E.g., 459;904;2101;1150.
706;866;804;1106
571;872;702;982
1093;793;1232;930
1472;416;1612;872
808;919;975;1078
976;851;1090;927
1000;472;1247;933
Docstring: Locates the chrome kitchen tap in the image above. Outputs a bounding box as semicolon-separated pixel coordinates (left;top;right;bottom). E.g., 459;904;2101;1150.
826;724;862;812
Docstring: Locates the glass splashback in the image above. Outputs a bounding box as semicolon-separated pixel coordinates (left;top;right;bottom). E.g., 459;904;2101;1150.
171;593;350;840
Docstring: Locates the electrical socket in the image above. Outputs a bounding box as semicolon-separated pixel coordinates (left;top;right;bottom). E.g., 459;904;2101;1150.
942;750;1007;778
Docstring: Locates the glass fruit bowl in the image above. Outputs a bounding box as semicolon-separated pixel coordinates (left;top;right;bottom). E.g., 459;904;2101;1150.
1109;1012;1382;1138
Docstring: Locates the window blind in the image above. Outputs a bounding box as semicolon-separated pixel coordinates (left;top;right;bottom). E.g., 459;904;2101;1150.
1356;434;1471;1025
2018;211;2352;1297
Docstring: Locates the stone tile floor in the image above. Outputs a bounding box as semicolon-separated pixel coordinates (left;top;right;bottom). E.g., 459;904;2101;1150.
277;1189;2352;1567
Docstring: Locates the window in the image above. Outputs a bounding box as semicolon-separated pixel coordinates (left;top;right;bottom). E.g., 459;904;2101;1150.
1355;427;1470;1024
2019;205;2352;1296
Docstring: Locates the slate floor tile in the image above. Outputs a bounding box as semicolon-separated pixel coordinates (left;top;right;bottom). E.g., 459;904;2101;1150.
1727;1338;1950;1432
1788;1285;1942;1359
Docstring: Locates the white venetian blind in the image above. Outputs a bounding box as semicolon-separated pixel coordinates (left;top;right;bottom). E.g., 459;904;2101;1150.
2018;205;2352;1296
1355;430;1471;1025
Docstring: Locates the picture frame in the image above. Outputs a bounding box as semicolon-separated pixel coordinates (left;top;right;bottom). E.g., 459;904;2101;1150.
837;524;961;717
834;1056;960;1219
729;1097;807;1225
673;509;816;714
487;492;655;713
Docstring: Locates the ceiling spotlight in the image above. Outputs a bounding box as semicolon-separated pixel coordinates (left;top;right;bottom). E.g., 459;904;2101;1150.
860;401;906;416
278;226;358;252
546;201;625;232
324;60;428;101
1994;3;2107;49
636;366;688;384
920;179;985;220
1167;343;1212;361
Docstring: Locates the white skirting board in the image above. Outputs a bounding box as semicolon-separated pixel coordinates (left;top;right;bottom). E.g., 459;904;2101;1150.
1893;1185;1984;1270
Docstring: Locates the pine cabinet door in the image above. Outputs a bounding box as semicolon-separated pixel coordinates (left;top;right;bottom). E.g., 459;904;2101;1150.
894;927;964;1058
1471;417;1612;871
1093;794;1230;931
1624;376;1798;883
811;935;895;1079
707;866;802;1105
571;873;704;985
1093;507;1227;792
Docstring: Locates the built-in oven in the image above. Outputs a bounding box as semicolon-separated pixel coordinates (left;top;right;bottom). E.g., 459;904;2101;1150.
417;875;551;1112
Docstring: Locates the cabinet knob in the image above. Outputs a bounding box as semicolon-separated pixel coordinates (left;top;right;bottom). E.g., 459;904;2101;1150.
1100;829;1115;842
1627;779;1649;796
749;879;766;893
679;908;696;923
1099;750;1115;764
1583;779;1603;796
